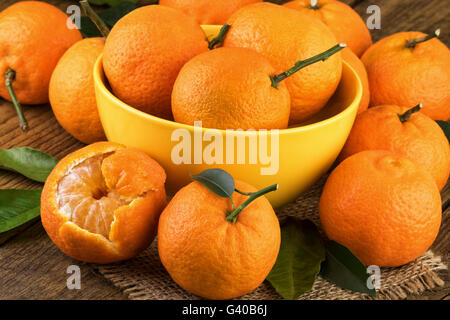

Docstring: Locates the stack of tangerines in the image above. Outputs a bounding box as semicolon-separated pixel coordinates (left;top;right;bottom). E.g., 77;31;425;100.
0;0;449;300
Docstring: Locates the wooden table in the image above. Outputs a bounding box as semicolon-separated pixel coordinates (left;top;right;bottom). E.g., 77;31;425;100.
0;0;448;300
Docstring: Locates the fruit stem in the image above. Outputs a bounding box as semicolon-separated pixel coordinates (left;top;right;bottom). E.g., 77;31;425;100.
80;0;110;37
406;29;440;49
308;0;320;10
229;196;236;210
270;43;346;89
208;24;231;50
4;68;28;132
235;188;252;196
225;184;278;223
398;103;422;123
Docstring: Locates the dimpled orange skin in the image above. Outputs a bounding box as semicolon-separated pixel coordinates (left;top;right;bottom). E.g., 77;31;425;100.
361;32;450;121
50;38;106;144
341;48;370;114
223;3;342;125
320;150;442;267
159;0;262;25
339;105;450;190
41;142;167;264
172;47;290;130
283;0;372;57
0;1;82;104
158;180;281;300
103;5;208;120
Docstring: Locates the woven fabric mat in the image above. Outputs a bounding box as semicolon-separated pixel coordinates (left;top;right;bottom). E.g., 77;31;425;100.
95;175;448;300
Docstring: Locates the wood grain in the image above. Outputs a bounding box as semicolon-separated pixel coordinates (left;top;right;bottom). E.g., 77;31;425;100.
0;223;126;299
0;0;448;300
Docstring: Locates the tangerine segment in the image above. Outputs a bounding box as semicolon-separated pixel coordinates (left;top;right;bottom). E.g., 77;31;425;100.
57;153;125;238
41;142;167;263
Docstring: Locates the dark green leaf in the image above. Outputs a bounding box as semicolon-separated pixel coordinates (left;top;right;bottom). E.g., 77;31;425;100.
0;147;58;183
267;218;326;300
436;120;450;143
87;0;139;6
320;240;377;298
81;2;137;38
191;168;235;198
0;189;42;233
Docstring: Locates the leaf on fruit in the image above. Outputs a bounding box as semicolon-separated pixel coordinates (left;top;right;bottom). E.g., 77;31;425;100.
320;240;377;298
0;189;42;233
81;2;137;38
0;147;58;183
436;120;450;143
267;217;326;300
191;168;235;198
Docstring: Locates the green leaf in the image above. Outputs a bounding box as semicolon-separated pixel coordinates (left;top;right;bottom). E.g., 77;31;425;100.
436;120;450;143
320;240;377;298
0;147;58;183
0;189;42;233
191;168;235;199
87;0;139;6
267;218;326;300
81;2;137;38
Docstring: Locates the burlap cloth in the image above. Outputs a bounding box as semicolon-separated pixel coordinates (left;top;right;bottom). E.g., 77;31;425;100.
94;175;448;300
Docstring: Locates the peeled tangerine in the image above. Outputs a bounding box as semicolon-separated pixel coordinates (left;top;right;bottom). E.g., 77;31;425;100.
41;142;167;263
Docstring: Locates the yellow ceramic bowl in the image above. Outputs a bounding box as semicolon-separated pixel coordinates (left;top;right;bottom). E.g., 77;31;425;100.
94;26;362;208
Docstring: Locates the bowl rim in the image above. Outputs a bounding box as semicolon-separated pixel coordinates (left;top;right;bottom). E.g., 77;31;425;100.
93;54;362;135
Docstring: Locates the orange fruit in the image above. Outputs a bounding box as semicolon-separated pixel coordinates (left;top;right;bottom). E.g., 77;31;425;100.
283;0;372;57
103;5;209;120
341;48;370;114
158;180;281;299
361;31;450;121
172;47;291;130
49;38;106;144
159;0;262;25
223;3;342;124
339;104;450;190
41;142;167;264
0;1;82;104
320;150;442;267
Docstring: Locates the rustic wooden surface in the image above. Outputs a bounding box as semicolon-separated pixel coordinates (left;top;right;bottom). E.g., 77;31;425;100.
0;0;449;300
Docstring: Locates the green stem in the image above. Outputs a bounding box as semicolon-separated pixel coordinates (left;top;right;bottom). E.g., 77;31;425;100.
229;196;235;210
406;29;440;49
270;43;346;89
208;24;230;50
398;103;422;123
80;0;110;38
5;68;28;132
225;184;278;223
235;188;252;196
308;0;320;10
